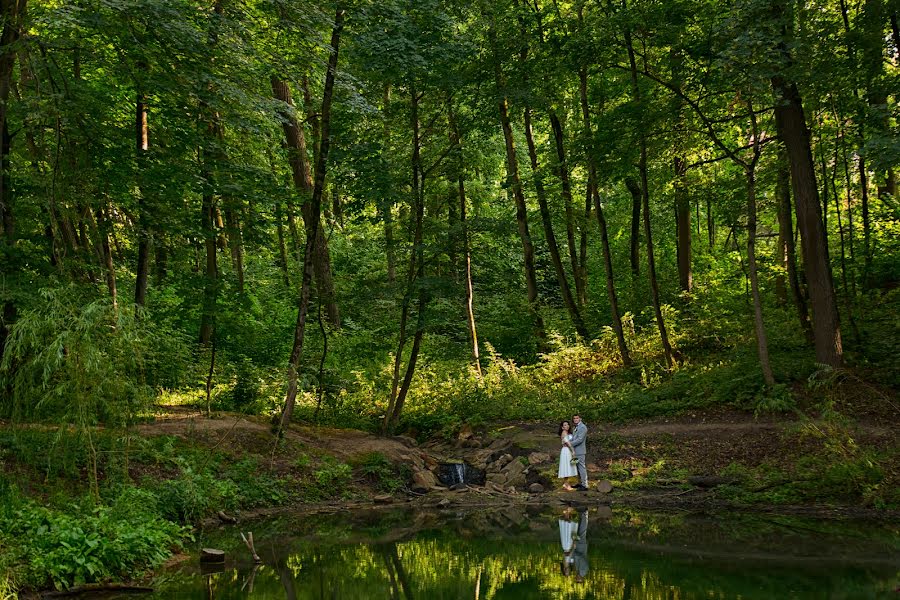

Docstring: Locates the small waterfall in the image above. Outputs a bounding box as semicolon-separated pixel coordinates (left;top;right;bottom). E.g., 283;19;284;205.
454;463;465;485
437;462;486;487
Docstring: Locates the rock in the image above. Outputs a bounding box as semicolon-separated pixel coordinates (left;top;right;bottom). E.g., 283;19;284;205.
462;438;482;448
489;437;511;451
458;424;474;440
470;449;495;470
687;475;732;488
503;459;528;488
216;511;237;524
595;480;613;494
395;435;418;447
413;469;437;490
527;452;550;465
486;473;506;486
496;453;514;469
596;504;613;518
200;548;225;563
423;455;439;471
374;494;393;504
528;483;545;493
450;483;468;491
438;498;452;508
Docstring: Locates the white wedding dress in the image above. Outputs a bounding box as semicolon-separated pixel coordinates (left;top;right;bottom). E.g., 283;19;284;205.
558;434;577;478
559;518;577;552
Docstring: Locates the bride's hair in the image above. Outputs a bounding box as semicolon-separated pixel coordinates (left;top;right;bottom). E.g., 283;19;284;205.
558;421;570;436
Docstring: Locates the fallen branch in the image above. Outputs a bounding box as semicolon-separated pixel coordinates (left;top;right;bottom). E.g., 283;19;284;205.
240;531;262;563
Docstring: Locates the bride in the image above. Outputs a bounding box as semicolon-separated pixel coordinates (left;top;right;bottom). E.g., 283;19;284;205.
558;420;578;490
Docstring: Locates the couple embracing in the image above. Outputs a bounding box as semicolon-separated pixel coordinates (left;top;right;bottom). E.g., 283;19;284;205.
558;414;588;491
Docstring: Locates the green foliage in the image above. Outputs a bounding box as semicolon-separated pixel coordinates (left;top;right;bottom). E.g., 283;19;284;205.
354;452;410;493
0;486;186;591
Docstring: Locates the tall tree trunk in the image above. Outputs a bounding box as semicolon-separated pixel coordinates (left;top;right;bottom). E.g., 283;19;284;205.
746;167;775;385
271;77;340;327
0;0;23;368
626;27;674;367
224;207;244;294
771;76;843;367
625;176;641;277
579;67;632;366
489;21;546;344
524;107;589;339
199;180;217;346
384;85;427;433
448;99;482;376
381;84;397;283
280;7;343;431
549;110;587;306
134;91;151;308
674;156;691;293
275;201;291;287
776;146;813;340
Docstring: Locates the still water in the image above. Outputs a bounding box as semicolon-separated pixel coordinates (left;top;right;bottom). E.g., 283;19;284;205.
145;504;899;599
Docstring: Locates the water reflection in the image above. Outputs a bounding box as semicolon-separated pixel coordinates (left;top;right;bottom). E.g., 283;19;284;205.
149;505;900;599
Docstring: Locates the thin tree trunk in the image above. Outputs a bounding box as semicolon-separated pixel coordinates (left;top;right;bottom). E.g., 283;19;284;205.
771;75;843;367
626;27;674;367
382;84;397;283
271;77;340;327
489;20;546;344
199;182;217;346
706;195;714;249
384;85;427;433
0;0;22;366
523;106;589;338
275;201;291;287
746;167;775;385
134;91;151;308
579;66;631;366
280;7;343;431
674;156;691;292
549;110;587;306
625;176;641;277
448;100;482;376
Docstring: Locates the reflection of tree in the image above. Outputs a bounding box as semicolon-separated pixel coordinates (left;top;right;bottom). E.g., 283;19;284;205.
379;543;414;599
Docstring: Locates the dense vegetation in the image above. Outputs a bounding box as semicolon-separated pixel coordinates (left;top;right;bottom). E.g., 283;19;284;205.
0;0;897;594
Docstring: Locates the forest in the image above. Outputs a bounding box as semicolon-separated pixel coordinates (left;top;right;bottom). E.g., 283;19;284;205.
0;0;898;595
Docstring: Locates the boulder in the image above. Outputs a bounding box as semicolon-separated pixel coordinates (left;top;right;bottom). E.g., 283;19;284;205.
438;498;452;508
503;459;527;488
450;483;468;491
486;472;506;486
595;480;614;494
470;449;495;470
411;469;438;492
496;453;514;469
528;483;545;493
527;452;550;466
374;494;393;504
462;438;482;448
458;423;474;440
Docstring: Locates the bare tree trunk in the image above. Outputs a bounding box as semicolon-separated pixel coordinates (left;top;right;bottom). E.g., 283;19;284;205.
489;20;546;344
549;110;587;306
384;85;427;433
625;176;641;277
746;167;775;385
448;100;482;376
271;77;340;327
626;27;674;367
524;107;589;339
275;201;291;287
381;85;397;283
134;91;151;308
579;67;632;366
199;183;217;346
771;75;842;367
280;7;343;430
776;147;813;341
674;156;691;293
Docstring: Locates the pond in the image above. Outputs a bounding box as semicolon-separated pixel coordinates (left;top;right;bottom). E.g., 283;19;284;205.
140;504;898;599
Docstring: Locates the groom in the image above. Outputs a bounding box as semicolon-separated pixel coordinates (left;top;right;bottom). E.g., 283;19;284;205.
570;414;589;491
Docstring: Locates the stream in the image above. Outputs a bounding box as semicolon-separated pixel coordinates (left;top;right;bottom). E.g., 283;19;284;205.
136;504;898;599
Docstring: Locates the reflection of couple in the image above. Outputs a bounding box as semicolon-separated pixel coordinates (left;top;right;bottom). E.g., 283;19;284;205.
559;508;588;583
558;415;588;491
